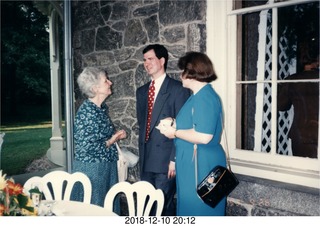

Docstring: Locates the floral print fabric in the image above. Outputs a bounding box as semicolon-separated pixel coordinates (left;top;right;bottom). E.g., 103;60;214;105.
74;99;118;163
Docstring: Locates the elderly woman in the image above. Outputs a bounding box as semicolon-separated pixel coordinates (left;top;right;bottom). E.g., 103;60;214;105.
72;67;126;210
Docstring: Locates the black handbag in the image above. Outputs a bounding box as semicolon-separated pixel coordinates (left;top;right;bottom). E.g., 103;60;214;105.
193;111;239;208
196;164;239;208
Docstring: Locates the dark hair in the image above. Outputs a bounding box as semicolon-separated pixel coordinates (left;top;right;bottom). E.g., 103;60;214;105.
143;44;169;70
178;52;217;82
299;39;319;67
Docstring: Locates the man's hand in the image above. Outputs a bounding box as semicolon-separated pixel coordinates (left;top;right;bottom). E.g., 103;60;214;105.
168;161;176;179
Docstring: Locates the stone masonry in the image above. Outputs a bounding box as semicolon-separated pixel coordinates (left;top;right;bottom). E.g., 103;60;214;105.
69;0;319;216
71;0;206;182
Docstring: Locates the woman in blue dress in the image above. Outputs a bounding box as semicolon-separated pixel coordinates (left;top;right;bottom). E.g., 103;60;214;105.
72;67;126;210
159;52;226;216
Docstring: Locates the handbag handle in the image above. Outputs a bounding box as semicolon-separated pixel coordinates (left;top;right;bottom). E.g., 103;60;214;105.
193;107;232;188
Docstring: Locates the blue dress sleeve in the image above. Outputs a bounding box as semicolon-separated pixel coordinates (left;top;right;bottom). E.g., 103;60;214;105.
192;86;222;135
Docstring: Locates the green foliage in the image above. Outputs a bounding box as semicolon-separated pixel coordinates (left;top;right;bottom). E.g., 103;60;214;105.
1;104;51;124
17;193;34;212
1;1;50;109
278;2;319;67
0;126;51;176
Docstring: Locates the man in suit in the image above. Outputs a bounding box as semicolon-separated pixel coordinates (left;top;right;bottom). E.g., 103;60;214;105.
278;56;319;158
136;44;190;215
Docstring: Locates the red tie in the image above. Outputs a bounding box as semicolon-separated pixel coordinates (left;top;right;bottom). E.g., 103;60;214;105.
146;80;155;141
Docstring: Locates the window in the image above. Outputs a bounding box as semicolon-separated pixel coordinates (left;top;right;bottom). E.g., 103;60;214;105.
207;0;319;188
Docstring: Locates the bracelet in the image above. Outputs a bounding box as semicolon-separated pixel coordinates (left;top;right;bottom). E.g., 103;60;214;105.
174;130;177;138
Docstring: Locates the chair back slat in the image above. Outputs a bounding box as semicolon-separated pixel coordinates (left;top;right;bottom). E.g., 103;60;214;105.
104;181;164;216
24;170;92;204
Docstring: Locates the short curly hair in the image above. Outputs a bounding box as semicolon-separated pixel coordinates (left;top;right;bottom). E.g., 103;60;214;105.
77;67;107;98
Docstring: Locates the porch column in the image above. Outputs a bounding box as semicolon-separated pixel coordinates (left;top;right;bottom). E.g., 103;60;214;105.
46;10;66;166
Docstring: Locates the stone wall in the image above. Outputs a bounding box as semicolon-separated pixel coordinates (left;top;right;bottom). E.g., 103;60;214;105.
70;0;319;217
226;175;320;216
71;0;206;181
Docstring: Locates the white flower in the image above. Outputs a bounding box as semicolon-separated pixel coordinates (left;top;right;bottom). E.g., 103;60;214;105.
0;170;7;190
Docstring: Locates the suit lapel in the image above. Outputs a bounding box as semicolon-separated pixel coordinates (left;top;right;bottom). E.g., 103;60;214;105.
150;76;170;132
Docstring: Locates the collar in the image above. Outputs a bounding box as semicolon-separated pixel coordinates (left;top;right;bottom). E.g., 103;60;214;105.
152;73;166;90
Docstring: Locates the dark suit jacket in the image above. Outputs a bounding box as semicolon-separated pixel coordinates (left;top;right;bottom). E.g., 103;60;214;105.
136;75;190;174
278;70;319;158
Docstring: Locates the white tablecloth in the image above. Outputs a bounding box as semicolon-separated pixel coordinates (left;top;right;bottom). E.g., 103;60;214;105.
39;200;118;216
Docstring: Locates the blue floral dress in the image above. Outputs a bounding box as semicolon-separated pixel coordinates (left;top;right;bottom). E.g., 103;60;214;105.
175;84;227;216
71;99;119;211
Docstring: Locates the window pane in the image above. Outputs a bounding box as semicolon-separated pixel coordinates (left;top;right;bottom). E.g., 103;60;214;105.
237;82;274;153
238;1;319;158
234;0;268;10
238;6;274;152
240;9;272;82
277;81;319;158
277;2;319;158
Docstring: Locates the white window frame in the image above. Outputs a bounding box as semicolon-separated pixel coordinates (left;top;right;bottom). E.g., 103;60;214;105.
207;0;319;189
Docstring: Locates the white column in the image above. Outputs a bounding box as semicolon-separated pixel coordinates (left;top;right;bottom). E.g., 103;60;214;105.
46;10;66;166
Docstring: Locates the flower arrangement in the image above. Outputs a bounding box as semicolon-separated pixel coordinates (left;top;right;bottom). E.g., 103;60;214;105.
0;170;37;216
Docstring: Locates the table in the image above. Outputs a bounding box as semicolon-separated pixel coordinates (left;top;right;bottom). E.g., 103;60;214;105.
39;200;118;216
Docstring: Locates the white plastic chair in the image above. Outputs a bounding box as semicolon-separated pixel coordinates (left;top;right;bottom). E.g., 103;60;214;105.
104;181;164;216
23;170;92;204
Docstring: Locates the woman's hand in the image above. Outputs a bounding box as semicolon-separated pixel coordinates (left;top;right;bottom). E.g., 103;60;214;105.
107;130;127;147
158;123;176;139
114;129;127;141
